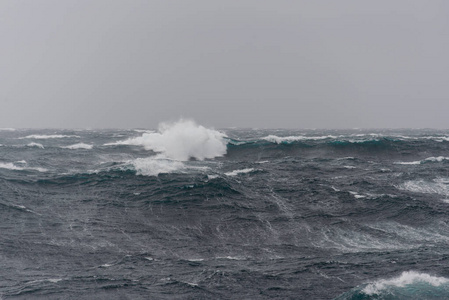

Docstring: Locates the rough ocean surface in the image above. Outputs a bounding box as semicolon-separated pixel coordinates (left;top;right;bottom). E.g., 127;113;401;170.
2;122;449;299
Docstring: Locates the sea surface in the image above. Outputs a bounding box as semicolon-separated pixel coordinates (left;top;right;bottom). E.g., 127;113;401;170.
2;122;449;299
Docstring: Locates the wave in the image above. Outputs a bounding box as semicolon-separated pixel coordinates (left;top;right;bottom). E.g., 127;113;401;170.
395;156;449;165
61;143;93;150
398;179;449;198
129;157;186;176
335;271;449;299
262;135;337;143
224;168;256;176
20;134;80;139
105;120;227;161
27;142;44;149
0;128;15;131
0;162;47;172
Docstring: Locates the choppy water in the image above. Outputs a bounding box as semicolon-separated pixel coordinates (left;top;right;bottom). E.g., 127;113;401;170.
2;123;449;299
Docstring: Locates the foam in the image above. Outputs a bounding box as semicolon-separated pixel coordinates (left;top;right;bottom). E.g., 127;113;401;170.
0;162;47;172
0;162;24;171
363;271;449;295
225;168;255;176
62;143;93;150
395;156;449;165
398;179;449;197
27;142;44;149
263;135;336;144
0;128;16;131
131;157;186;176
106;120;227;161
21;134;80;139
349;191;366;198
394;161;421;165
425;156;449;162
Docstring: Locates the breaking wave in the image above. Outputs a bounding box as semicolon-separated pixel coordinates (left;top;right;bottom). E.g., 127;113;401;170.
225;168;256;176
62;143;93;150
105;120;227;161
20;134;80;139
395;156;449;165
27;142;44;149
335;271;449;299
398;178;449;198
0;162;47;172
129;157;186;177
262;135;337;143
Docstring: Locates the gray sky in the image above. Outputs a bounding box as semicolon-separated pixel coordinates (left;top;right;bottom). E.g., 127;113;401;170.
1;0;448;129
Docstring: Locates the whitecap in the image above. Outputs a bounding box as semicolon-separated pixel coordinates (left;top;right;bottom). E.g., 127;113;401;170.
105;120;227;161
225;168;255;176
0;162;47;172
131;157;185;177
263;135;336;144
395;156;449;165
27;142;44;149
398;179;449;198
394;161;421;165
363;271;449;295
62;143;93;150
349;191;366;198
425;156;449;162
20;134;80;139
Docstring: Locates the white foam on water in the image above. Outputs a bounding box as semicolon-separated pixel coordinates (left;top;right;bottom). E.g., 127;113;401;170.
62;143;93;150
395;156;449;165
316;219;449;254
0;128;15;131
363;271;449;295
130;157;186;177
106;120;227;161
27;142;44;149
20;134;80;139
186;258;204;262
398;179;449;198
425;156;449;162
263;135;336;143
0;162;47;172
133;129;155;133
349;191;366;198
224;168;255;176
216;256;246;260
394;161;421;165
0;162;24;171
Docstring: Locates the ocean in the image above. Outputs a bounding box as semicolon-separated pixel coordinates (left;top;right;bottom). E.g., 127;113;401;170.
1;121;449;299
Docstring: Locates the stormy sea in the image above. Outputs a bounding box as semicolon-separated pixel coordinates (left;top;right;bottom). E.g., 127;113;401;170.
2;120;449;299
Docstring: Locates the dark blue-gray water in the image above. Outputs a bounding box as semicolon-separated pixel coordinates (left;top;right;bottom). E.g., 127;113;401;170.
2;126;449;299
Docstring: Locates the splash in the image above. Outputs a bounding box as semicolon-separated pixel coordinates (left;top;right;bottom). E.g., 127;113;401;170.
108;120;227;161
363;271;449;295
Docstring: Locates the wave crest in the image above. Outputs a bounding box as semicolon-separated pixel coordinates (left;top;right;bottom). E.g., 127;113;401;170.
363;271;449;295
107;120;227;161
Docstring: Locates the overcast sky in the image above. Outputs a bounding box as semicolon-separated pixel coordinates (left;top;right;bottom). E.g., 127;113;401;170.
1;0;448;129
